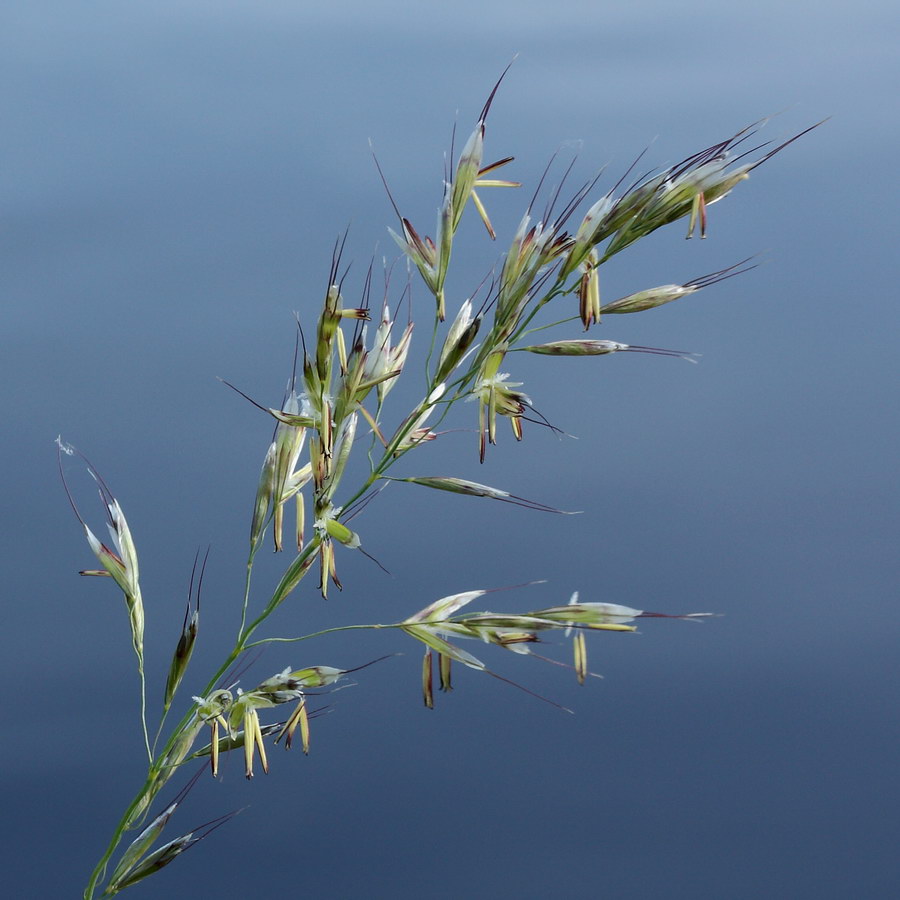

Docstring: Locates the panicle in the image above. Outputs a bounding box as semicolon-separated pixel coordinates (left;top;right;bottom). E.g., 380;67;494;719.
396;585;686;703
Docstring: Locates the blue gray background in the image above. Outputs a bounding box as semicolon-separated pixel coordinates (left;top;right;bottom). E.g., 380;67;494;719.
3;1;898;897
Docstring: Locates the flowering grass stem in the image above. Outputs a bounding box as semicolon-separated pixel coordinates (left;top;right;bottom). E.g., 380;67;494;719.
62;73;819;898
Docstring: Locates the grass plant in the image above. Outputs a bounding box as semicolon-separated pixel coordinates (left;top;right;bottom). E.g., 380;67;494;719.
58;68;819;898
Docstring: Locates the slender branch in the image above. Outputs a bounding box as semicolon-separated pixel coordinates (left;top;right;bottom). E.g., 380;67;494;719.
243;622;396;649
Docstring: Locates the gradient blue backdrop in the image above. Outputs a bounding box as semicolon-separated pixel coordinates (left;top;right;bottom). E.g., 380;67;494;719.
3;1;898;897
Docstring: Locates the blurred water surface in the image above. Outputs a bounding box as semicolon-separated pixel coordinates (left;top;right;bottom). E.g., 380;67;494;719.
2;2;898;897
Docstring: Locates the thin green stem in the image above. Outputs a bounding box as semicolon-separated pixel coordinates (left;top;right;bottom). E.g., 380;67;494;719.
504;282;570;349
240;539;321;643
237;558;255;641
423;309;441;390
138;663;151;764
512;313;581;341
339;399;430;512
243;622;398;649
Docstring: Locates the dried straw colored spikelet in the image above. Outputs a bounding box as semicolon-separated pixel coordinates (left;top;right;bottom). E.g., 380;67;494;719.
58;68;820;899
